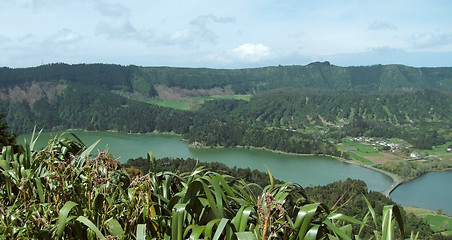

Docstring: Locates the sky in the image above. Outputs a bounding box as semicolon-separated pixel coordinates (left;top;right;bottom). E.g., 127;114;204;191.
1;0;452;69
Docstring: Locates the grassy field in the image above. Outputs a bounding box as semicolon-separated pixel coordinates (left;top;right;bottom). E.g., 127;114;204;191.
336;138;382;164
424;141;452;155
339;138;381;156
404;206;452;236
193;94;251;101
346;151;374;164
147;95;251;110
146;99;192;110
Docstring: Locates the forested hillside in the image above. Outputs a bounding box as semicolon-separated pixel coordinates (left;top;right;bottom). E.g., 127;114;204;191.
2;62;452;97
1;62;452;152
198;89;452;149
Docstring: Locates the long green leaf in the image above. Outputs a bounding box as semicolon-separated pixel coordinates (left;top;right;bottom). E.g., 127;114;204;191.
0;159;10;171
236;232;257;240
35;177;45;203
75;137;102;168
362;194;377;228
267;168;275;189
240;208;253;232
185;225;205;239
381;205;393;240
105;218;124;237
2;146;13;167
213;218;229;240
304;225;320;240
215;173;235;197
56;201;79;239
136;224;146;240
392;205;405;237
231;206;244;231
323;219;352;240
290;203;319;240
340;224;353;237
205;218;222;238
76;216;105;239
210;175;225;218
410;231;419;240
29;125;42;152
201;180;221;218
359;211;371;235
328;212;364;225
147;151;156;173
172;203;187;240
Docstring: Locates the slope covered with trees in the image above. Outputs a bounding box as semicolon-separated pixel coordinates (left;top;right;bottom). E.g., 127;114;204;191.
2;62;452;97
1;62;452;153
197;89;452;149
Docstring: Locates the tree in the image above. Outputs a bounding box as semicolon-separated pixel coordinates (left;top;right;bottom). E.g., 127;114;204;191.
0;113;17;149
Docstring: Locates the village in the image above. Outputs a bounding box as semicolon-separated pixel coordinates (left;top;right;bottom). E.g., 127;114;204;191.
345;136;452;160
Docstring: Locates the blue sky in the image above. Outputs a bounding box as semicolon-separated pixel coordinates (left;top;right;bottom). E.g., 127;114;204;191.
1;0;452;68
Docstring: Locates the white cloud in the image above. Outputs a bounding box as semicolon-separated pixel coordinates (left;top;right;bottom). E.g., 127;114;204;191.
190;14;235;28
187;14;235;43
28;0;86;10
1;1;452;68
30;0;63;9
170;30;192;44
0;34;10;43
94;3;139;40
368;20;397;31
233;43;270;62
411;32;452;49
96;18;138;39
96;2;130;18
47;28;83;44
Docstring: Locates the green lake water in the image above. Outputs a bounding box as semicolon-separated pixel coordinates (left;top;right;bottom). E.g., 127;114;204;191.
18;130;452;214
18;130;392;191
390;171;452;215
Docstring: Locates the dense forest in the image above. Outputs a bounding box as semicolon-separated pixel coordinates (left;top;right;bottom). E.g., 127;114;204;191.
198;89;452;149
1;62;452;153
2;62;452;95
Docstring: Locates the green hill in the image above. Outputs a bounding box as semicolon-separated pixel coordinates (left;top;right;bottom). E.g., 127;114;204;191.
1;62;451;152
1;62;452;97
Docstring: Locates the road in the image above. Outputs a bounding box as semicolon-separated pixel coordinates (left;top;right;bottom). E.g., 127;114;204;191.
359;164;401;197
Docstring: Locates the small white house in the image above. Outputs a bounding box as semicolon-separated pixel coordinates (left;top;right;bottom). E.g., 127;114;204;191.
410;152;420;158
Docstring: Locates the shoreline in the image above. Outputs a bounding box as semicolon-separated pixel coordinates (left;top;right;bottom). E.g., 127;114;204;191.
359;164;401;197
189;140;402;195
19;129;452;219
22;129;438;198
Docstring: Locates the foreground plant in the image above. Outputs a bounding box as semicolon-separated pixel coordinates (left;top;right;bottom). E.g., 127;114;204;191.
0;131;407;239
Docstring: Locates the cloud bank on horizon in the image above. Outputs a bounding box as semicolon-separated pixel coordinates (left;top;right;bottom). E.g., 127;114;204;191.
1;0;452;68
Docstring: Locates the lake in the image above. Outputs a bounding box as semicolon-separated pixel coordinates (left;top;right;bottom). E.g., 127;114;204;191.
390;171;452;215
18;130;451;214
18;130;392;191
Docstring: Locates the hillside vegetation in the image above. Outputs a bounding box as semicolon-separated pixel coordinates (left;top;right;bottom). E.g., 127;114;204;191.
0;128;436;239
1;62;451;154
198;89;452;149
2;62;452;96
2;63;452;238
